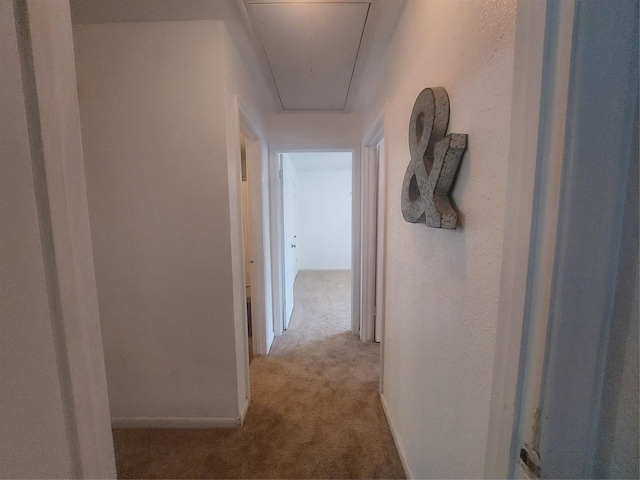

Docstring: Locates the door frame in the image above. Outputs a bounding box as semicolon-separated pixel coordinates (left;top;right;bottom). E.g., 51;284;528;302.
484;1;569;476
525;1;638;477
238;103;273;357
486;0;638;476
362;113;386;396
280;152;297;330
508;1;575;477
361;114;385;343
373;137;385;344
268;143;360;337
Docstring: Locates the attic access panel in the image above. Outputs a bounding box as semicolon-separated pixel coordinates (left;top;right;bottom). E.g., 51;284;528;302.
249;2;370;110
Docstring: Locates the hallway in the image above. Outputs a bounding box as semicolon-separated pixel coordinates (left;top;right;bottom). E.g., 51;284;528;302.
6;1;638;478
112;271;404;479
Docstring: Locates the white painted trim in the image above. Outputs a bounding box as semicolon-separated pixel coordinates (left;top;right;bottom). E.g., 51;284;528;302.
380;392;412;479
239;102;272;356
268;147;285;336
247;136;268;355
280;154;298;330
351;146;362;336
225;95;252;426
511;2;575;476
361;112;385;343
360;145;377;342
268;143;361;338
484;1;550;477
21;1;116;476
363;110;386;392
373;137;385;343
533;1;638;475
239;396;250;426
112;417;242;429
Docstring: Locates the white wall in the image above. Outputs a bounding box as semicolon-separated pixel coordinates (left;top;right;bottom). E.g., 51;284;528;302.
288;152;352;270
268;112;362;332
74;21;244;425
1;1;115;477
223;26;277;357
363;1;517;477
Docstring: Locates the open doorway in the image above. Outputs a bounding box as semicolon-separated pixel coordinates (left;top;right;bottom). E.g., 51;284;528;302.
361;136;385;343
236;106;274;359
240;134;253;360
280;152;353;334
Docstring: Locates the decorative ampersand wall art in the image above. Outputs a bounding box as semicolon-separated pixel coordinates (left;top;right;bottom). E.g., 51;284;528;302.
401;87;468;229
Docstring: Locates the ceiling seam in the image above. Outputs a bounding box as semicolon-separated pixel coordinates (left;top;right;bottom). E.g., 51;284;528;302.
249;7;286;110
342;2;370;110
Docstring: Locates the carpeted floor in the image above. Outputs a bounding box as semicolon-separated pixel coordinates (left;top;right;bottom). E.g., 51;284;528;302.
113;270;405;479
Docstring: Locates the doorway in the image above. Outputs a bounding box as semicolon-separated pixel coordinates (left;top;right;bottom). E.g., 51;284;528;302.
240;134;253;359
272;150;354;336
361;136;385;343
237;106;274;358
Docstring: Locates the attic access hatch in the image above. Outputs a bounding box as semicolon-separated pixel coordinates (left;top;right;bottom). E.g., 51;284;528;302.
245;1;370;110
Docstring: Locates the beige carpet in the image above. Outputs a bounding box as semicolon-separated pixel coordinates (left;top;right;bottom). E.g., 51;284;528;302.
113;270;405;479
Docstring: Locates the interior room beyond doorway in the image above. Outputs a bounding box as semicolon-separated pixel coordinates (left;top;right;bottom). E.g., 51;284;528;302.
281;151;353;331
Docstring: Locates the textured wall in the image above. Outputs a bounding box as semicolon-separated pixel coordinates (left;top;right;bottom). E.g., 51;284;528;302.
74;21;241;423
363;0;517;477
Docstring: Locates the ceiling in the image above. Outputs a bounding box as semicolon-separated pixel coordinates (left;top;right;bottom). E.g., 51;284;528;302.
246;1;368;110
70;0;406;112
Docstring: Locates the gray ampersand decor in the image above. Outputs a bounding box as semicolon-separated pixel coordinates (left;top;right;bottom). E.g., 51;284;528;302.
401;87;468;229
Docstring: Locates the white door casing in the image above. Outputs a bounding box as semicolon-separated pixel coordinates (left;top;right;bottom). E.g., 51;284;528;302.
282;154;297;329
374;138;386;343
510;2;575;477
268;144;360;338
269;150;285;336
360;144;378;342
486;0;639;477
485;1;567;476
239;103;274;356
531;1;638;477
361;116;385;344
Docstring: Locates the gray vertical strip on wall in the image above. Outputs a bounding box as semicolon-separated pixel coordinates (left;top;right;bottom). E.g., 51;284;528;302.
538;0;639;477
12;0;82;477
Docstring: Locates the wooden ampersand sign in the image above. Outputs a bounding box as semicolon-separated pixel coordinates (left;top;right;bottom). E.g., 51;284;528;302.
401;87;467;229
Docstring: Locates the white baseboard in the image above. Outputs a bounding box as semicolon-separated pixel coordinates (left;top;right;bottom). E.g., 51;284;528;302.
380;392;414;479
112;416;242;429
239;396;250;426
